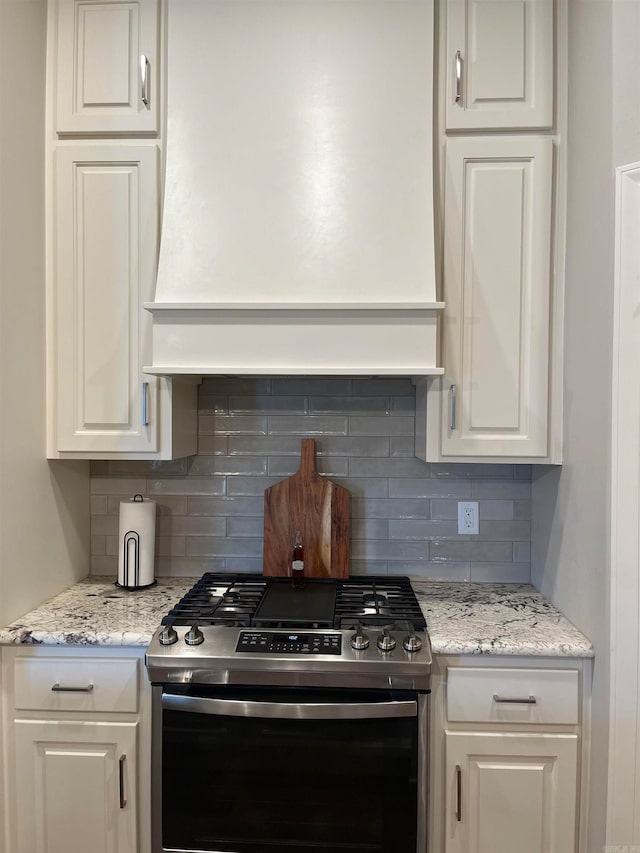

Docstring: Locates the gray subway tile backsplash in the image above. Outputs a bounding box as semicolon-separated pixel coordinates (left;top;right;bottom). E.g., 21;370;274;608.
310;396;391;415
229;394;308;414
390;479;471;499
350;497;430;520
90;377;531;582
429;540;514;563
349;416;414;436
268;415;348;435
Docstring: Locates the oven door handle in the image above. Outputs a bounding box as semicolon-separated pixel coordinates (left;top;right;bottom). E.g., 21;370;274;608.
162;693;417;719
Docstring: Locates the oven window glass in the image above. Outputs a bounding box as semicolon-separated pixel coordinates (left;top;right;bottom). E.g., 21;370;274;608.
161;687;420;853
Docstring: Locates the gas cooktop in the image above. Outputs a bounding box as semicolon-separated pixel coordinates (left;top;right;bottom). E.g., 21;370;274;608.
146;573;431;690
161;572;426;631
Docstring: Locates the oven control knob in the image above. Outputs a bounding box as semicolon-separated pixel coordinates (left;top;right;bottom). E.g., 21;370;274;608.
184;624;204;646
350;626;370;650
403;632;423;653
158;624;178;646
377;628;396;652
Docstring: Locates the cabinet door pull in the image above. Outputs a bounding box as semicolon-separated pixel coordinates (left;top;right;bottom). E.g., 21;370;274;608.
449;384;457;431
51;683;94;693
492;693;537;705
142;381;150;427
455;50;463;105
455;764;462;821
140;55;150;107
119;754;127;809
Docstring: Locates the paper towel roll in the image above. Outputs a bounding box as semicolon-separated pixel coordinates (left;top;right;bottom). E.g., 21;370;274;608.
117;494;156;589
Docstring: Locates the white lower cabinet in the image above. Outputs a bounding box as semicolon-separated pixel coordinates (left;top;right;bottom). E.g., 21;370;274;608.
2;648;151;853
431;659;587;853
444;731;578;853
14;719;138;853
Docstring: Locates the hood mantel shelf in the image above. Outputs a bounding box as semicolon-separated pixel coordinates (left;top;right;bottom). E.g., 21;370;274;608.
143;300;445;377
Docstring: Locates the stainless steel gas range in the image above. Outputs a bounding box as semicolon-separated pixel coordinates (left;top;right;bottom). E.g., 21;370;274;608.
146;573;432;853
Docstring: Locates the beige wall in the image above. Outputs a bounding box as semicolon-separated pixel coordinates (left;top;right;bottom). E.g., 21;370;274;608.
0;0;89;626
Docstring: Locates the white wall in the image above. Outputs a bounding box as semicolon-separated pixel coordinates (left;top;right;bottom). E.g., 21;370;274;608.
0;0;90;626
532;2;640;850
532;2;614;850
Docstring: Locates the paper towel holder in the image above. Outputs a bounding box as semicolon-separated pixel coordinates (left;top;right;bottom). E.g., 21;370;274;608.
115;494;158;591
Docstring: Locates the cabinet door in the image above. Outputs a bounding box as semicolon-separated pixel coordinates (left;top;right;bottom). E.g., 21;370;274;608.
445;731;577;853
55;144;159;453
440;136;552;457
14;719;138;853
56;0;158;134
445;0;553;130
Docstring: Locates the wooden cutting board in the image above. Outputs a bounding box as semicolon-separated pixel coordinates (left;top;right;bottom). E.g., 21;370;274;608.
263;439;350;578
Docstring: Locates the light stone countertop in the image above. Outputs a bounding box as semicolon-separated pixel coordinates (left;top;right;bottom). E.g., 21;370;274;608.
411;580;594;658
0;577;196;646
0;575;594;657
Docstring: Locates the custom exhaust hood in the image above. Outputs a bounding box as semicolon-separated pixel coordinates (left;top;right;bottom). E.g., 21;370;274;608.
144;0;443;377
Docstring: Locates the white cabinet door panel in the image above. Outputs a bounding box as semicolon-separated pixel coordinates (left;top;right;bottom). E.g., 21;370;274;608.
445;731;577;853
14;719;138;853
445;0;553;129
441;136;552;457
56;0;158;133
55;144;159;453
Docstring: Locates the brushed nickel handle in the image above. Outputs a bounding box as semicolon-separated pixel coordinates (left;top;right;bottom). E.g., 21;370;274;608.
162;693;417;720
140;55;150;107
142;381;149;426
51;683;94;693
455;50;463;105
455;764;462;821
119;754;127;809
449;384;457;430
493;693;537;705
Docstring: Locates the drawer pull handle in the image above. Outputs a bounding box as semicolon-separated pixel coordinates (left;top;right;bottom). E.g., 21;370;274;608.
119;754;127;809
492;693;537;705
51;683;94;693
455;764;462;821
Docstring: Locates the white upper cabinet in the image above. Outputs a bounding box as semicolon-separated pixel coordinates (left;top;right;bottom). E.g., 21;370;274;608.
419;0;563;462
437;135;553;458
54;144;161;454
48;1;198;458
445;0;553;130
55;0;158;134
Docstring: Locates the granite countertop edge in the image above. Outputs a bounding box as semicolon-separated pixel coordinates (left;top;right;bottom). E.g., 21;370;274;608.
0;576;595;659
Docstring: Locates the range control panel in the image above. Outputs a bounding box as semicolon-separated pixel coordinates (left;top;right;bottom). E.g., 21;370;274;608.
236;631;342;655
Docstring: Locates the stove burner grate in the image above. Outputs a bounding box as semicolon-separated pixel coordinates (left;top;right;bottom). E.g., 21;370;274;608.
335;577;426;630
162;574;268;627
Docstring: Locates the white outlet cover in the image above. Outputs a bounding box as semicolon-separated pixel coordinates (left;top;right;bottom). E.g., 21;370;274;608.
457;501;479;535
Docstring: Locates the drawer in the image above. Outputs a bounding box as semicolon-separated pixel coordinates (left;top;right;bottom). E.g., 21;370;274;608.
447;667;579;725
14;657;138;713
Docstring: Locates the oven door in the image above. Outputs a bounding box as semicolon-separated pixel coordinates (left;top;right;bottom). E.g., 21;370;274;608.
152;684;428;853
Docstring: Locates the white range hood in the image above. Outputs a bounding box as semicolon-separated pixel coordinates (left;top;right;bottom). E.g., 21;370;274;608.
144;0;443;376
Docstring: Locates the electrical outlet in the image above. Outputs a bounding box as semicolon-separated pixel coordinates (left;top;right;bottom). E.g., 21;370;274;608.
457;501;479;535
